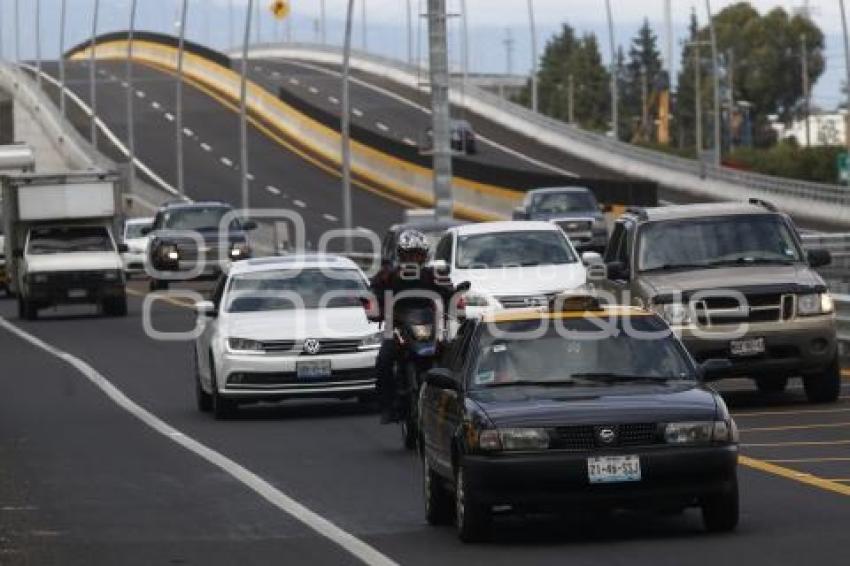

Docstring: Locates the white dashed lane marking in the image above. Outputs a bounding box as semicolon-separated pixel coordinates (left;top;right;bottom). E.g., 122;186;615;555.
151;101;161;110
376;122;389;132
352;108;364;118
403;137;417;146
221;157;234;167
323;214;339;222
164;113;175;121
136;90;146;98
328;96;339;105
201;143;212;152
183;128;194;137
266;186;281;195
246;173;256;181
289;78;300;86
308;86;319;95
293;200;307;208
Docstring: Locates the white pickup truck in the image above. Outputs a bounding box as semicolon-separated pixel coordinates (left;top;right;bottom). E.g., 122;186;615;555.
2;172;128;319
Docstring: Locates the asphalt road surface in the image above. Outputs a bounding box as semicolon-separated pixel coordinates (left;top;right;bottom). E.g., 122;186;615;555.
1;288;849;565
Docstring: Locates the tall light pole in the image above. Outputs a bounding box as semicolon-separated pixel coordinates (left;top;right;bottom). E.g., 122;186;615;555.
176;0;189;198
460;0;470;100
706;0;721;167
527;0;538;113
35;0;42;90
841;0;850;186
605;0;618;138
127;0;139;191
361;0;368;51
59;0;67;118
229;0;235;49
240;0;255;210
341;0;356;252
14;0;20;63
407;0;414;65
664;0;673;79
320;0;327;44
90;0;100;150
428;0;454;220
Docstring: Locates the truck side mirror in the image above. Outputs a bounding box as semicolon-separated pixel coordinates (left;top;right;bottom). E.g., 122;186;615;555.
807;249;831;268
606;261;629;280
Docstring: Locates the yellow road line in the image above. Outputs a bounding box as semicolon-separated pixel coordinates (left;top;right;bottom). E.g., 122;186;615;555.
739;421;850;433
734;407;850;419
743;439;850;448
739;455;850;496
126;288;194;309
762;457;850;463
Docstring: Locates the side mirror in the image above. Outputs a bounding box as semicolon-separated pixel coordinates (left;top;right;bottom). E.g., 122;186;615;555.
431;259;450;274
807;249;831;268
242;220;258;231
699;358;732;382
425;368;460;392
581;251;603;266
195;300;218;318
140;226;152;236
606;261;630;280
456;280;472;293
117;243;129;253
13;248;23;259
512;207;529;221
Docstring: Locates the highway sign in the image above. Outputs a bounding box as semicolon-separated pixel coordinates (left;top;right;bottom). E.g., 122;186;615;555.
838;151;849;184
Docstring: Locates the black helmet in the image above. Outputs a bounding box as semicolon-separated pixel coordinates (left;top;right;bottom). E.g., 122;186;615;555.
397;229;430;256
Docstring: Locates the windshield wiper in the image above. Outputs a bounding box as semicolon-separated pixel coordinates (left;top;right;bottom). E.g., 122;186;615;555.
641;263;717;273
485;378;590;388
569;372;680;384
706;257;795;266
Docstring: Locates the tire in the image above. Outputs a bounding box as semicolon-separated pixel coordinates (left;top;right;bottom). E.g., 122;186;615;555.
455;463;491;542
423;452;453;526
755;376;788;394
103;295;128;317
209;354;236;420
149;278;169;292
401;362;419;450
803;355;841;404
401;417;418;451
194;348;212;413
18;296;36;320
701;479;739;533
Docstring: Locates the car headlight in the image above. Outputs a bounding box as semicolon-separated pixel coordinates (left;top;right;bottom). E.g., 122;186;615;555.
159;244;179;261
409;324;434;341
797;293;833;316
477;428;550;452
652;302;692;326
230;243;251;259
464;293;490;307
665;421;735;445
227;337;265;353
358;331;383;350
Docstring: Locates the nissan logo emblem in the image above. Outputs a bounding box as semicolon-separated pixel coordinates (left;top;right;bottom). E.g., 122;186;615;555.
597;427;617;444
303;339;321;355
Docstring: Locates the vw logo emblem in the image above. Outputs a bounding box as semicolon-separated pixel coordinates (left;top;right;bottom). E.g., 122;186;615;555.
303;339;321;355
597;427;617;445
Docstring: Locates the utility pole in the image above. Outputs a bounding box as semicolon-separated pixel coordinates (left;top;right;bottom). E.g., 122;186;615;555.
35;0;42;90
342;0;355;252
14;0;20;63
605;0;618;139
90;0;100;150
361;0;368;51
568;73;575;124
407;0;414;65
706;0;721;167
841;0;850;186
240;0;255;210
59;0;67;118
428;0;454;220
503;28;514;76
641;64;648;139
127;0;139;191
527;0;539;113
229;0;235;49
687;41;711;155
664;0;674;79
176;0;189;198
727;48;735;149
802;33;811;147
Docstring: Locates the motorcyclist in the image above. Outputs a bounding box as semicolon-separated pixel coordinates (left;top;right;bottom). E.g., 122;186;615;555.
369;230;456;424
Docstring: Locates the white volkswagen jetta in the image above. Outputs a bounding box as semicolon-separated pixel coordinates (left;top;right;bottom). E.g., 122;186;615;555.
431;221;586;317
193;254;382;419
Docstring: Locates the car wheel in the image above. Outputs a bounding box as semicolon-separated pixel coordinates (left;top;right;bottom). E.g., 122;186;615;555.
423;452;453;525
455;462;491;542
755;376;788;394
18;296;37;320
103;295;128;317
194;348;212;413
209;354;236;420
701;479;739;533
401;417;418;451
803;354;841;404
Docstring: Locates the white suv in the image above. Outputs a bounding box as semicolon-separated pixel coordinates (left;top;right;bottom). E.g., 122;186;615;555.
432;221;586;317
193;254;381;419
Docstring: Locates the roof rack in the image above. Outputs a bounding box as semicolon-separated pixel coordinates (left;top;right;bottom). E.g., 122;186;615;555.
747;198;778;212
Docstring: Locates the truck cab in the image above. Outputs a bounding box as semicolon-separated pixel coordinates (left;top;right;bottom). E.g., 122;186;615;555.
2;172;128;319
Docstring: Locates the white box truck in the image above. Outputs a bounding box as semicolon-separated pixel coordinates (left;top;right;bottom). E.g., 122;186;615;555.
2;171;128;319
0;144;36;296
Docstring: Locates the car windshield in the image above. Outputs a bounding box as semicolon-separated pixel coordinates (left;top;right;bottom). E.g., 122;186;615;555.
124;222;151;239
456;231;576;269
163;207;240;232
27;226;114;255
225;268;367;312
470;316;693;388
638;215;803;272
532;191;596;214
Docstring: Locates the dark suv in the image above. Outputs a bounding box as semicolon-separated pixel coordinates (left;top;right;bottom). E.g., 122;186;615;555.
596;200;839;403
513;187;609;253
145;201;256;291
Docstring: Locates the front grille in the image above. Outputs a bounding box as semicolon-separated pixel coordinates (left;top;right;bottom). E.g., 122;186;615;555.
693;292;791;326
550;423;661;450
555;219;593;234
260;338;362;354
176;244;224;262
227;368;375;386
37;271;109;286
497;294;553;309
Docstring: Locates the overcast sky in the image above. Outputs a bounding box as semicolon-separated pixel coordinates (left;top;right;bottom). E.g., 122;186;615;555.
1;1;845;108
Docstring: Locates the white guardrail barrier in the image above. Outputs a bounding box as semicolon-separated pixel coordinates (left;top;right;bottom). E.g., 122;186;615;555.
243;43;850;227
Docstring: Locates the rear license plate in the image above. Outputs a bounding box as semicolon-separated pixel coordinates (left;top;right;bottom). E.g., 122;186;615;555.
587;455;641;484
730;337;765;357
296;360;332;380
68;289;87;299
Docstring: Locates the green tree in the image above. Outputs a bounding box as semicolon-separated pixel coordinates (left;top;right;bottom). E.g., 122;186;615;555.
674;9;701;151
622;19;663;141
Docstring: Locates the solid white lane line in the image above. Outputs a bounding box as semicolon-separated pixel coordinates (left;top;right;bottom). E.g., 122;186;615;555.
266;185;281;195
376;122;389;132
323;213;338;222
201;143;213;152
164;113;175;122
293;199;306;208
221;157;234;167
254;65;263;72
352;108;364;118
0;317;398;566
328;96;339;105
271;71;281;78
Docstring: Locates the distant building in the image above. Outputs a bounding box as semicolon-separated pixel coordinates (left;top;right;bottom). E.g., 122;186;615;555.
771;111;848;147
